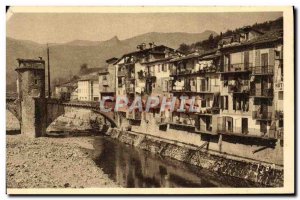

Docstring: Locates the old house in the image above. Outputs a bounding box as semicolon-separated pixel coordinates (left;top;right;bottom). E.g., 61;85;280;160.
99;57;118;100
218;28;283;139
168;50;221;134
78;73;100;101
54;81;77;101
114;43;178;123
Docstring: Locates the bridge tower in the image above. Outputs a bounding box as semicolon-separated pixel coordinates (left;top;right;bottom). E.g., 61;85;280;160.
15;58;47;137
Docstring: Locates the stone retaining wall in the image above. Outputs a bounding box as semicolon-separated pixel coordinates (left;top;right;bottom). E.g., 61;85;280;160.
106;128;283;187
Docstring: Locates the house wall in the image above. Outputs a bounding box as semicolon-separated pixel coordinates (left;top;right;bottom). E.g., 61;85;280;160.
134;62;146;94
149;62;170;96
78;80;92;101
92;80;99;101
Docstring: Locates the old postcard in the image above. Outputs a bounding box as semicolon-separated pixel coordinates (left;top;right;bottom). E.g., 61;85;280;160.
6;6;294;195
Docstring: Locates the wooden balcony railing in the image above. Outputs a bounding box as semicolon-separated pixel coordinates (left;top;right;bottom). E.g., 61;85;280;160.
250;88;273;97
117;70;126;77
223;63;253;73
252;111;273;120
228;85;250;93
251;66;274;75
170;66;217;76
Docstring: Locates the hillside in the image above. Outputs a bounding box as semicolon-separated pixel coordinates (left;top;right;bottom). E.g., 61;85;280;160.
6;30;217;92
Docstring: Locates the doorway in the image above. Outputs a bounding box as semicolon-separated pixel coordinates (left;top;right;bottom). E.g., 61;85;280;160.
242;118;248;134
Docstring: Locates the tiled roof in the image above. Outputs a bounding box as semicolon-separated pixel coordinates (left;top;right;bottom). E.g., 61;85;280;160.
141;57;172;65
170;49;218;62
79;73;99;81
115;45;176;64
244;29;283;45
80;67;102;75
221;29;283;49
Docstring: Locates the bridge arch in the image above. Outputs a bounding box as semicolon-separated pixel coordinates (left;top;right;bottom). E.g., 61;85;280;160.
46;101;117;134
6;109;21;131
6;100;21;123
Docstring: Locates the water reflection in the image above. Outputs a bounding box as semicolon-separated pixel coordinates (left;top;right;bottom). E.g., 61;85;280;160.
93;136;256;188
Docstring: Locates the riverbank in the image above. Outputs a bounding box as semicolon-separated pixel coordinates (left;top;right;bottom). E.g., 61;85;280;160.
107;128;284;187
6;135;119;188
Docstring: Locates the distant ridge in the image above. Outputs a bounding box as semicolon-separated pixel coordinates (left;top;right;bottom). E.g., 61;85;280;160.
6;30;217;91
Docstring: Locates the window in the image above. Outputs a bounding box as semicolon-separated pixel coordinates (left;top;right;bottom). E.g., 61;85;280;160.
34;79;38;85
162;64;167;72
224;96;228;110
279;120;283;128
103;75;107;81
220;96;228;110
162;80;168;92
201;99;206;108
261;53;269;67
207;98;210;107
278;91;283;100
233;96;242;111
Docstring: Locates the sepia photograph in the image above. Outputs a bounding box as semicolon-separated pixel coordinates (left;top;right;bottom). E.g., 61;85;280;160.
5;6;294;195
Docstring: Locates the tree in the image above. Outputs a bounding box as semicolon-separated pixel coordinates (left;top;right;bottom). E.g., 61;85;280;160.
177;43;190;54
79;63;88;75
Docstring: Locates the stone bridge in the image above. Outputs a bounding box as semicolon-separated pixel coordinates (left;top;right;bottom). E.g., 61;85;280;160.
6;95;117;137
7;58;118;137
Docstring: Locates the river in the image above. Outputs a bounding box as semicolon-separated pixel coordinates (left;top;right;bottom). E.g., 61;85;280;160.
92;136;257;188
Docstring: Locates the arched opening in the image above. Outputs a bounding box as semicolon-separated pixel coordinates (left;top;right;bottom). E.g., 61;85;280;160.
46;109;117;136
6;109;21;135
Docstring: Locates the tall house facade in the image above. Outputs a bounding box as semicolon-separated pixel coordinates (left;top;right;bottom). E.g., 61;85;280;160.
99;57;118;101
114;44;179;123
218;28;283;139
168;51;221;134
110;28;283;164
78;74;100;101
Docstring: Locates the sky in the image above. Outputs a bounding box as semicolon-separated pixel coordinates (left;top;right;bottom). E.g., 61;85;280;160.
7;12;282;44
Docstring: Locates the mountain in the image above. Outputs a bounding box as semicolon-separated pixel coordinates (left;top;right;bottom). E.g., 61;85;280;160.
6;30;217;92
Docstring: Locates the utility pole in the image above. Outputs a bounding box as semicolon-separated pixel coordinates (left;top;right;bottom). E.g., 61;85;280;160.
47;43;51;98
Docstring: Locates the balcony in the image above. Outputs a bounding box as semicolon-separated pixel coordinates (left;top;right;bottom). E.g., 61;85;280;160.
217;124;248;135
228;85;250;93
275;110;284;119
197;107;220;115
199;85;220;93
171;84;220;94
250;88;273;98
221;63;252;73
127;111;142;120
170;66;217;76
196;124;215;134
251;66;274;75
217;124;276;138
125;72;135;80
252;111;272;120
117;70;126;77
126;86;135;93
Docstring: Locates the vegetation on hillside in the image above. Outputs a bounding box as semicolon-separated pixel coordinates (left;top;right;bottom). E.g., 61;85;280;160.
177;17;283;54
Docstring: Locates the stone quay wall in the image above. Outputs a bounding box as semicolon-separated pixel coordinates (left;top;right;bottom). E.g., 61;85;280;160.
106;128;283;187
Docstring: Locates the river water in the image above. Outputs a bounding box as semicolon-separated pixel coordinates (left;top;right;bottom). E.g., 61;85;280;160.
92;136;257;188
